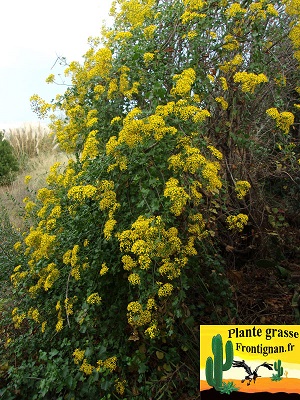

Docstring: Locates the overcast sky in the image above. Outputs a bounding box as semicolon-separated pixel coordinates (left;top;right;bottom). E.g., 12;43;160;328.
0;0;112;130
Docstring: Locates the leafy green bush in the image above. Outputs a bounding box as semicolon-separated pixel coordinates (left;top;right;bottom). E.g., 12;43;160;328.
1;0;299;398
0;132;19;185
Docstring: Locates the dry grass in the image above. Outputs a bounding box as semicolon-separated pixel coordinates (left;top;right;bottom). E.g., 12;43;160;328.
3;123;58;164
0;123;70;230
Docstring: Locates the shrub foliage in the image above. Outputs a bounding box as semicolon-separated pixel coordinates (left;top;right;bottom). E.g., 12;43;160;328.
2;0;300;398
0;132;19;185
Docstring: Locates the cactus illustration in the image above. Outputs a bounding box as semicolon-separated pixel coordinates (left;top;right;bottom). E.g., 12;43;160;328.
274;360;283;377
205;334;234;391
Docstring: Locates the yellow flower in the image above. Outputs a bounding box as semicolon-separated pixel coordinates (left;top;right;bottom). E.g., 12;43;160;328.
234;71;268;93
128;273;141;285
122;255;137;271
100;263;109;275
45;73;55;83
13;242;22;251
73;348;85;364
67;185;98;202
144;24;157;39
207;145;223;160
220;77;228;91
171;68;196;97
86;293;102;305
225;3;246;18
143;52;155;64
80;359;94;375
55;319;64;332
24;175;32;184
41;321;47;333
115;379;126;395
235;180;251;199
215;96;228;110
103;356;117;372
144;323;159;338
103;218;117;240
266;108;294;134
220;54;243;73
226;214;248;232
164;178;190;216
80;130;99;161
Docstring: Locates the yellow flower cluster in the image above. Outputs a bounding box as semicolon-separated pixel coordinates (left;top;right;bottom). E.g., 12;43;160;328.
122;255;137;270
100;263;109;275
55;300;64;332
181;1;206;24
67;185;98;202
164;177;190;216
12;308;26;329
207;145;223;160
73;348;85;365
174;99;211;122
128;272;141;285
10;266;28;287
144;322;159;338
222;34;240;51
86;293;102;305
80;130;99;162
158;257;188;280
190;180;203;205
202;161;222;192
171;68;196;97
220;54;243;73
63;245;81;280
46;73;55;84
225;3;246;18
235;180;251;199
64;297;76;315
249;1;267;20
80;359;94;375
98;180;120;240
144;24;157;39
27;307;40;323
143;52;155;64
107;79;118;99
266;108;295;134
226;214;249;232
119;66;140;99
114;31;133;41
86;47;113;80
13;242;22;252
215;96;228;110
266;4;278;17
127;301;151;327
289;23;300;62
25;227;56;262
158;283;174;297
188;213;207;240
112;0;155;29
234;71;268;93
115;379;126;395
168;144;222;193
44;263;60;291
30;94;51;119
220;77;228;91
97;356;118;372
73;348;118;376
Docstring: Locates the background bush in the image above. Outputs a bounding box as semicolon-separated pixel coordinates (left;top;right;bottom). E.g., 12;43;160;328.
0;132;19;186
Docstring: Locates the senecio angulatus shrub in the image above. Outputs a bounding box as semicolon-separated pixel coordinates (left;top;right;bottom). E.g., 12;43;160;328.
3;0;300;398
